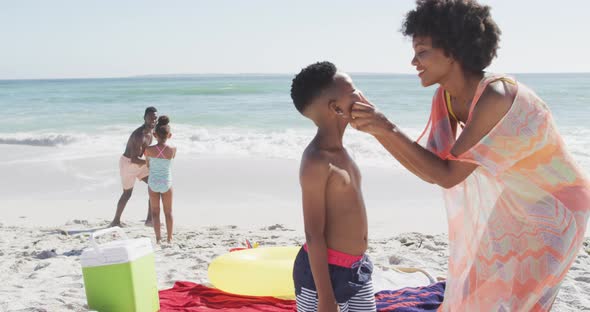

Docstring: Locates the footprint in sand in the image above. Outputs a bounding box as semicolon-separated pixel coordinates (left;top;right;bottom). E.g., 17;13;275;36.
64;282;84;289
34;262;51;271
10;260;26;272
265;224;285;231
165;251;182;257
177;252;193;260
574;276;590;283
60;289;82;298
193;256;208;264
35;249;58;259
63;249;83;257
65;303;87;310
388;255;403;265
166;272;176;280
55;273;82;280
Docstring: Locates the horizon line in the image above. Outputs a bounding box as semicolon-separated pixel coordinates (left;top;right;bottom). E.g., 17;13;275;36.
1;71;590;81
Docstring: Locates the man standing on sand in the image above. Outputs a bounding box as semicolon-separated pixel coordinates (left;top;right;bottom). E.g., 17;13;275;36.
110;106;158;227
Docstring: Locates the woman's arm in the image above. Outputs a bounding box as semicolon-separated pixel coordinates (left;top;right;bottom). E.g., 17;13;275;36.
369;121;477;188
375;129;436;184
351;106;476;188
351;82;514;188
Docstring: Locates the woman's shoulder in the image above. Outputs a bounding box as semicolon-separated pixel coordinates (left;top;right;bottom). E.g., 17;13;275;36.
480;80;516;108
475;73;517;115
469;82;515;133
450;75;518;156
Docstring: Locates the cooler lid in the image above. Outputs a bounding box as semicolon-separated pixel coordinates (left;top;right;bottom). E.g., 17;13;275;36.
81;227;153;268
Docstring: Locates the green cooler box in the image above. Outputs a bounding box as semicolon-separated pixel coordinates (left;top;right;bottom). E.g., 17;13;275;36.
81;227;159;312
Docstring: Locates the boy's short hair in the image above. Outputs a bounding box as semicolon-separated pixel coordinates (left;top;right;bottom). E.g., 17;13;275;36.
144;106;158;117
290;61;337;114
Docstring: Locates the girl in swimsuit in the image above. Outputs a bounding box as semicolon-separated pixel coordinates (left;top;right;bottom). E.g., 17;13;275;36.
145;115;177;244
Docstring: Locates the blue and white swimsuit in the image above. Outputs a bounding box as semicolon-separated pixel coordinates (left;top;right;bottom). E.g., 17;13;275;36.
148;145;173;193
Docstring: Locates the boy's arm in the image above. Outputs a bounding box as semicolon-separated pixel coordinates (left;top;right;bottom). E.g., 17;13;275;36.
300;157;338;310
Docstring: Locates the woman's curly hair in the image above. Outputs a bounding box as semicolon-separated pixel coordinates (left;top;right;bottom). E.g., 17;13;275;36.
402;0;501;74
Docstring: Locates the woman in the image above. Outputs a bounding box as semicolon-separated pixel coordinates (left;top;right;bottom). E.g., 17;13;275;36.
350;0;590;310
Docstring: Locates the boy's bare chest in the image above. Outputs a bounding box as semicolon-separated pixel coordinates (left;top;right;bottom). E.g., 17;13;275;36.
325;161;364;216
326;161;360;189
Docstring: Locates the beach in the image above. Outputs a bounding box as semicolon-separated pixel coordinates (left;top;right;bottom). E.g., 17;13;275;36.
1;74;590;310
2;0;590;307
1;222;589;311
0;144;589;311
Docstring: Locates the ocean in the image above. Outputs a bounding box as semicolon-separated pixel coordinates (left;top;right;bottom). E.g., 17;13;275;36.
0;73;588;170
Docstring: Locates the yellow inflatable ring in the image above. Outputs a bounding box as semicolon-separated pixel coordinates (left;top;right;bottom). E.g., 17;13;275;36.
207;246;299;298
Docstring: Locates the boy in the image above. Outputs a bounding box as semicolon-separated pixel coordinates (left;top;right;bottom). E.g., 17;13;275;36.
290;62;375;312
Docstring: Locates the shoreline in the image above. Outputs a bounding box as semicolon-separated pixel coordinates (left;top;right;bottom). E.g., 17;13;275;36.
0;144;447;237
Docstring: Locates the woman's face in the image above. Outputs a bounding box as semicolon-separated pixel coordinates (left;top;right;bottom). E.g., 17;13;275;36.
411;36;454;87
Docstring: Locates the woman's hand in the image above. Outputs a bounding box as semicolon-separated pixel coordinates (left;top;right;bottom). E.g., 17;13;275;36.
349;93;395;138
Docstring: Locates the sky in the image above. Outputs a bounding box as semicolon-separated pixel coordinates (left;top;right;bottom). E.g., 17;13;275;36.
1;0;588;79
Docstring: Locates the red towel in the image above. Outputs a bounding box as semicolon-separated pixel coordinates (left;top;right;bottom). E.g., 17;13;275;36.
159;281;296;311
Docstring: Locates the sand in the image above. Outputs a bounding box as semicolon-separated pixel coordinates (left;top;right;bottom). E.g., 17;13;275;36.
0;220;588;311
0;145;589;311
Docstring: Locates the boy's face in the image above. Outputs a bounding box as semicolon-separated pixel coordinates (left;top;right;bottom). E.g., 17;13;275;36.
325;72;361;120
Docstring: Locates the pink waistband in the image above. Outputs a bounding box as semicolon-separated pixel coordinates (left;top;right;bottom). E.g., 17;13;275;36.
303;244;363;268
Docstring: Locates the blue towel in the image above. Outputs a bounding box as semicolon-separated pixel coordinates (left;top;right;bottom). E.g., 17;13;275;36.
375;282;445;312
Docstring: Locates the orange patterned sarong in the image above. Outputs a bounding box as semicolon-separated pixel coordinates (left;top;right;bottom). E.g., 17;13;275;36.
418;74;590;311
